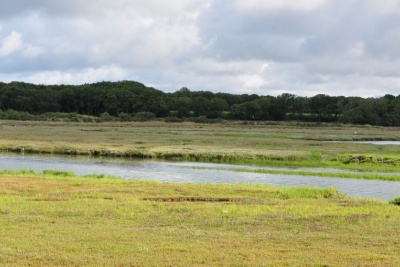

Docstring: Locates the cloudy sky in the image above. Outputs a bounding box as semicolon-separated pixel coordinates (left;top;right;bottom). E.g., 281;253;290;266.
1;0;400;97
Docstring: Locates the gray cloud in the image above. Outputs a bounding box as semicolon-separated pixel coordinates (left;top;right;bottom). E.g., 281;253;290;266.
0;0;400;96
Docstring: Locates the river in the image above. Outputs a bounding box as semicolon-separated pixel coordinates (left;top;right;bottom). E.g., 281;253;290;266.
0;153;399;201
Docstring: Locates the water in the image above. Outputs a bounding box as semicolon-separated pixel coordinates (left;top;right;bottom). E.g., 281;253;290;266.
352;141;400;145
331;141;400;145
0;153;399;201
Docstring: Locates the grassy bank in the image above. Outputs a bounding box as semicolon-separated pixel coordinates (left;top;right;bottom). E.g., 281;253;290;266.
0;171;399;266
188;166;400;181
1;120;400;175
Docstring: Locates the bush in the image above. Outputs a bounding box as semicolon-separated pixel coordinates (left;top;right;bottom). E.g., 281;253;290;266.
188;116;224;124
0;109;35;120
43;112;83;122
42;170;75;177
133;112;156;122
192;116;208;123
389;196;400;205
96;112;117;122
118;112;133;122
164;116;184;123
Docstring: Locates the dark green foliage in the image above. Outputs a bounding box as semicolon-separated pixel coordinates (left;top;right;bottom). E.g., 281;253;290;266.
133;112;156;122
42;169;76;177
0;109;35;120
96;112;116;122
0;80;400;125
389;196;400;205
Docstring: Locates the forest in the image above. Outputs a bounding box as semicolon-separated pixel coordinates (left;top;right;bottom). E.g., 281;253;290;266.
0;80;400;126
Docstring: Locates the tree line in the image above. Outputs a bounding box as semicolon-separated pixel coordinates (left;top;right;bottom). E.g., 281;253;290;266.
0;80;399;126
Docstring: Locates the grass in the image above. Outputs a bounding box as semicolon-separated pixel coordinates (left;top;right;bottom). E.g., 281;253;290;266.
1;120;399;265
1;120;400;176
0;171;399;266
187;166;400;181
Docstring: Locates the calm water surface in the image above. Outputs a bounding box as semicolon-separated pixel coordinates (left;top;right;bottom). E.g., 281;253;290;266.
353;141;400;145
332;141;400;145
0;153;399;201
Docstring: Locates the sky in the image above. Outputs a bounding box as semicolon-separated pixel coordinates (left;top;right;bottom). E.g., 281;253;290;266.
1;0;400;97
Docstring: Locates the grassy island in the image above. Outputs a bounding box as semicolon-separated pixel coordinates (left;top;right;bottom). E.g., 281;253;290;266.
1;120;400;175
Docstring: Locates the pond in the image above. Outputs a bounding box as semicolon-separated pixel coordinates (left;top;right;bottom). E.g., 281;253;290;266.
0;153;399;201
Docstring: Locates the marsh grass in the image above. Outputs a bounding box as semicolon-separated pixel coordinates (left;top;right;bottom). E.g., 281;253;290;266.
0;172;399;266
1;120;400;175
338;154;400;165
187;166;400;181
1;121;399;265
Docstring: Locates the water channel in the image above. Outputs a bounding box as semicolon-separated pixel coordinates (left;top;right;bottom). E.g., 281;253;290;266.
330;141;400;145
1;153;399;201
351;141;400;145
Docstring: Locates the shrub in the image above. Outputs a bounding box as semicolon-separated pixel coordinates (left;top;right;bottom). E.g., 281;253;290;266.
118;112;133;121
0;109;35;120
133;112;156;122
164;116;184;123
389;196;400;205
42;170;75;177
96;112;116;122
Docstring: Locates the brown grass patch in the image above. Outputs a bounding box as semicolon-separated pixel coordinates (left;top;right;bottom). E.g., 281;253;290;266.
142;196;257;203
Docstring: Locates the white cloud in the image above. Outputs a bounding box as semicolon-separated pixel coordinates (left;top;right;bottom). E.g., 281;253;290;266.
0;31;44;58
126;21;199;67
22;44;44;58
120;0;206;17
0;0;400;97
19;65;129;85
187;59;267;75
365;0;400;14
0;31;24;56
6;0;206;19
347;41;365;58
235;0;327;12
153;58;272;94
240;74;266;89
15;1;204;69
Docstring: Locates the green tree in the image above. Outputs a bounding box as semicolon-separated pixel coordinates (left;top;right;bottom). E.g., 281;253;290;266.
192;96;210;117
207;97;229;118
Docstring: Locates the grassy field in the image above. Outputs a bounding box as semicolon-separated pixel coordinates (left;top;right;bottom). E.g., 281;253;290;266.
1;120;400;174
0;171;399;266
1;121;400;266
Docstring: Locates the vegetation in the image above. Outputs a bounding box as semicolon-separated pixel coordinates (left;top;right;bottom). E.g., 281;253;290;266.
1;80;399;266
0;117;399;265
1;81;400;125
188;166;400;181
0;171;399;266
390;196;400;205
1;120;400;176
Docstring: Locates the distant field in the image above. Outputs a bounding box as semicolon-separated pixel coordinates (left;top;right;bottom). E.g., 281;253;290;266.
1;120;400;173
0;171;399;266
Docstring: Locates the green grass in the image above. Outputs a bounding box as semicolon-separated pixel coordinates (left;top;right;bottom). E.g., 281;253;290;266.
1;121;399;265
187;166;400;181
0;171;399;266
1;120;400;175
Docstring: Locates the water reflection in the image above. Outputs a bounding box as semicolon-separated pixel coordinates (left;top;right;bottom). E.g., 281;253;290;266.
0;153;399;201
